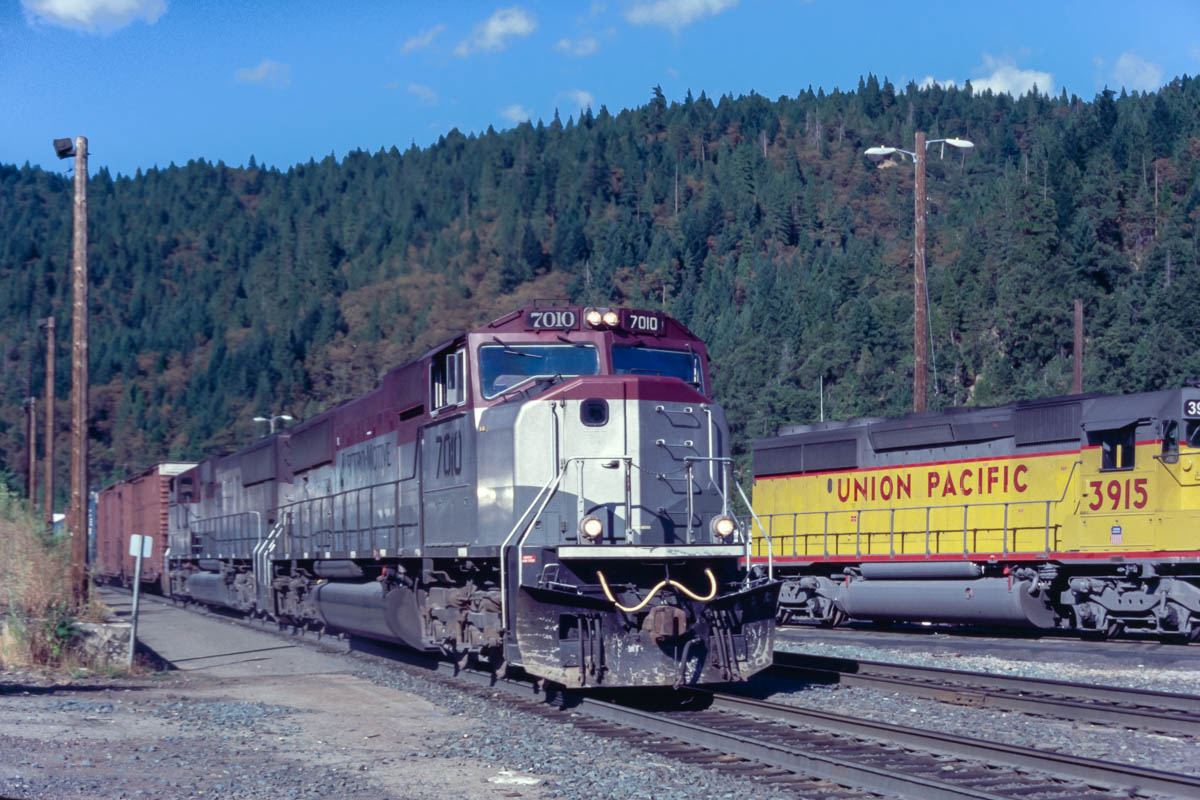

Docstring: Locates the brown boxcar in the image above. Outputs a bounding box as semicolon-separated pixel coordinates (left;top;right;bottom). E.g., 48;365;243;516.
95;463;194;592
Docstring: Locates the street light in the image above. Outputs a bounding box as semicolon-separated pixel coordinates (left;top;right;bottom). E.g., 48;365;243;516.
865;132;974;413
253;413;293;435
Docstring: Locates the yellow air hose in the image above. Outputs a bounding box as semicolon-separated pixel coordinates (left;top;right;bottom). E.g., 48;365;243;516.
597;568;718;612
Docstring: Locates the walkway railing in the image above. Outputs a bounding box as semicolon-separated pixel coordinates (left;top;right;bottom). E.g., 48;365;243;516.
759;461;1080;560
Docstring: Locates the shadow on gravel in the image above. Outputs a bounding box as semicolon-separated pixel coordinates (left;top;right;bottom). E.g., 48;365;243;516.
0;681;161;696
585;686;715;712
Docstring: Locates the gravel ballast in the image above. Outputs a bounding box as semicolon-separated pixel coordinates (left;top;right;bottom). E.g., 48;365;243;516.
773;634;1200;777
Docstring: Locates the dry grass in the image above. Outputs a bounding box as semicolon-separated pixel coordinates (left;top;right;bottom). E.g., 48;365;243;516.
0;484;80;668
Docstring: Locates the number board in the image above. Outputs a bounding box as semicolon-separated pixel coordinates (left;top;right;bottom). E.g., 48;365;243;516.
1185;399;1200;418
524;308;578;331
622;310;665;336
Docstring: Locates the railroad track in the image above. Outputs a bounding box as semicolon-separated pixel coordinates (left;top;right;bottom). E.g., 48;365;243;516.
112;589;1200;799
427;658;1200;799
772;651;1200;737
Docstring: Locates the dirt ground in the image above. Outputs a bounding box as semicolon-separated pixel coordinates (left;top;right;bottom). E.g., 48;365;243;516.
0;664;548;800
0;591;549;800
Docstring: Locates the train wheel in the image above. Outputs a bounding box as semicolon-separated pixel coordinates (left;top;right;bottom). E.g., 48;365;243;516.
819;608;846;628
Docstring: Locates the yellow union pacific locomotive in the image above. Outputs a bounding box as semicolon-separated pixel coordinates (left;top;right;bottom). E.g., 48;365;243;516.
751;388;1200;640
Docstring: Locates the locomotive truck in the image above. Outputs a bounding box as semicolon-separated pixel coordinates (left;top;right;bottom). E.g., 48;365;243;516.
752;389;1200;640
159;306;778;687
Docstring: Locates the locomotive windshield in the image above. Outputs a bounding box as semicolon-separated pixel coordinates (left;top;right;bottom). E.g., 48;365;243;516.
613;346;704;390
479;343;599;397
1186;420;1200;448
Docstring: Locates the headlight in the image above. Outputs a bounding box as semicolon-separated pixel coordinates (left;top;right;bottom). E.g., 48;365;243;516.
584;308;607;327
580;516;604;540
601;310;620;326
710;516;736;541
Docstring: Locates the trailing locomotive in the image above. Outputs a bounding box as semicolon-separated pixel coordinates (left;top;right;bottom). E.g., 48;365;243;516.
165;306;778;687
752;389;1200;640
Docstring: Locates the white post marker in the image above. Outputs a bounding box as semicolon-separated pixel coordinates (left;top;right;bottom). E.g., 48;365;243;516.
127;534;152;668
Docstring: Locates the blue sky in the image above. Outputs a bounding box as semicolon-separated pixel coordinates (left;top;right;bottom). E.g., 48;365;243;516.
4;0;1198;177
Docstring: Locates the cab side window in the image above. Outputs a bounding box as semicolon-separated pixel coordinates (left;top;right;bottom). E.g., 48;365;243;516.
1162;420;1179;464
1090;426;1135;471
431;348;466;411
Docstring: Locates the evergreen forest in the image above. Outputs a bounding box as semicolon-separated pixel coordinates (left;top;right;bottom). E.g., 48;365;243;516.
3;75;1200;501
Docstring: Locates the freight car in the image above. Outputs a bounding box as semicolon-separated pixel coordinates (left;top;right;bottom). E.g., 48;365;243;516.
166;306;778;687
94;463;195;593
752;389;1200;640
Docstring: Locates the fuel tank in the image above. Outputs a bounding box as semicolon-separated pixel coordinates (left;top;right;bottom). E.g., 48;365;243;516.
186;572;234;608
838;578;1057;628
312;581;403;643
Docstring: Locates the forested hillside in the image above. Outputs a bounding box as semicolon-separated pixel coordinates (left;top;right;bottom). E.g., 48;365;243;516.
3;76;1200;498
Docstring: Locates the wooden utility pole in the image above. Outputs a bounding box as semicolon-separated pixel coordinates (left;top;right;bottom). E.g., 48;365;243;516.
1073;299;1083;394
867;134;973;414
42;317;55;527
24;397;36;501
62;136;90;609
913;131;928;414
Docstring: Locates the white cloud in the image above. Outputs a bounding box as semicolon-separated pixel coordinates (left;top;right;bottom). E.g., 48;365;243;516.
407;83;437;104
1111;51;1163;92
563;89;594;113
970;55;1053;97
454;7;536;56
235;59;291;89
554;36;598;56
402;23;445;53
22;0;164;32
919;76;958;89
500;103;532;123
625;0;736;32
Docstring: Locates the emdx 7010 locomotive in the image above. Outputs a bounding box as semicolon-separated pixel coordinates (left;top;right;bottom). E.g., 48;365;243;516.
165;306;779;687
752;389;1200;640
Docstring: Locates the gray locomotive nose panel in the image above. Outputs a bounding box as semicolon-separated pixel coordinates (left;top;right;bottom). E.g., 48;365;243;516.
479;386;733;549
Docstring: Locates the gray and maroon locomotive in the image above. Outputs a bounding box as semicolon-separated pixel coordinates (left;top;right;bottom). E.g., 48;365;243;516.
167;306;778;687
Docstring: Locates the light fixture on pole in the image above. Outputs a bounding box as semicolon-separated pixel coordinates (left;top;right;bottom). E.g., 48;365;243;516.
253;413;294;435
865;133;974;413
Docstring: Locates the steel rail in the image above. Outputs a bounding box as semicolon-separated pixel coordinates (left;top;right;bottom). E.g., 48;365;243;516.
773;651;1200;736
704;690;1200;798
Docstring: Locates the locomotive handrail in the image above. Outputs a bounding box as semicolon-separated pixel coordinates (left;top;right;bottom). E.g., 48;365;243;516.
275;478;411;556
760;460;1081;560
185;510;262;559
252;519;284;609
736;480;772;581
680;456;734;543
499;458;576;637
